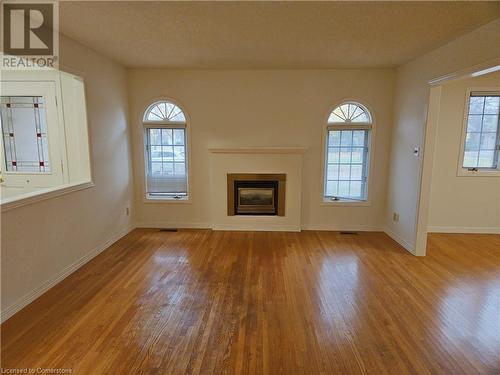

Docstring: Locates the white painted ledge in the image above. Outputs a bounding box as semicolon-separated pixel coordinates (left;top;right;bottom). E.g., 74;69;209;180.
208;146;307;154
320;199;372;207
1;181;95;212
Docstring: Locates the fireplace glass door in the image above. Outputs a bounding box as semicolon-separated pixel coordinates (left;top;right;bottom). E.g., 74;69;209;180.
234;180;278;215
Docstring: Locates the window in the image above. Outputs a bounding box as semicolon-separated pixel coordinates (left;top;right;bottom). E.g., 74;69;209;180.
1;70;92;207
1;96;51;173
462;92;500;171
143;101;189;200
324;102;372;202
1;82;63;190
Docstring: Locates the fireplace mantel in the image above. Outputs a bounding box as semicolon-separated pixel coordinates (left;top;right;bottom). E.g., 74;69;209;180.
209;146;304;231
208;146;307;155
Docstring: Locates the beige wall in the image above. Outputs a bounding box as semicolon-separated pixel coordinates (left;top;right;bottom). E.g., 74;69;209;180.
128;69;395;231
428;72;500;233
385;19;500;254
1;36;134;321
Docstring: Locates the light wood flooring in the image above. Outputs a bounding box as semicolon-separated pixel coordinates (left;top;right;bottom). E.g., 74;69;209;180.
1;229;499;374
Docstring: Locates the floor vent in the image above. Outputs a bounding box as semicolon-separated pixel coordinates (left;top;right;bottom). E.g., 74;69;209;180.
159;228;178;232
340;231;358;235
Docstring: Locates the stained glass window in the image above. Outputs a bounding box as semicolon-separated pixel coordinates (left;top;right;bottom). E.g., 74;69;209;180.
0;96;51;173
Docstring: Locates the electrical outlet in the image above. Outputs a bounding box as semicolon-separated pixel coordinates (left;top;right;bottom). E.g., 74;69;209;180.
393;212;399;222
125;207;130;216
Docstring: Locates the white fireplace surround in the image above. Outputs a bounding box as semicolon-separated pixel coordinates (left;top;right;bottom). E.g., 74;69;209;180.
209;147;306;231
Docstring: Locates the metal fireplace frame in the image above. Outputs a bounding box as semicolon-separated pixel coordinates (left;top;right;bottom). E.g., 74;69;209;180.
227;173;286;216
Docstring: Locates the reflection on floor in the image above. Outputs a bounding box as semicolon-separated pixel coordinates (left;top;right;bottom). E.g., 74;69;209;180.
1;230;499;374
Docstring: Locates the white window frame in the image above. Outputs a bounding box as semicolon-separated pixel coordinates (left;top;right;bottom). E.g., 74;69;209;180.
1;69;94;211
142;99;191;202
321;100;375;206
1;81;65;185
457;87;500;177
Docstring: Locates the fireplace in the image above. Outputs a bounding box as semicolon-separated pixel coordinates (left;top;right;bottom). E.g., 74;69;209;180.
227;173;286;216
236;180;278;215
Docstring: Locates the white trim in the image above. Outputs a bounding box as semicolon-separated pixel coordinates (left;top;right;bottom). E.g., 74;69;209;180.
456;87;500;177
140;96;192;201
428;226;500;234
137;222;385;233
301;224;382;232
383;226;416;255
135;221;211;229
213;224;301;232
208;147;307;154
143;121;186;129
321;98;376;206
471;66;500;77
0;224;136;323
320;199;371;207
1;181;94;212
414;86;442;256
429;58;500;86
457;169;500;177
327;124;372;131
143;197;192;204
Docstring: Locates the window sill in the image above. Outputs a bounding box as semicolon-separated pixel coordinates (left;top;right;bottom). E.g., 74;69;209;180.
321;198;371;207
144;196;192;204
457;169;500;177
1;181;95;212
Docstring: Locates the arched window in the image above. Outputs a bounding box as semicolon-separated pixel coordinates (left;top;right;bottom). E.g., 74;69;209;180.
327;102;372;124
324;102;372;202
143;100;189;200
144;101;186;123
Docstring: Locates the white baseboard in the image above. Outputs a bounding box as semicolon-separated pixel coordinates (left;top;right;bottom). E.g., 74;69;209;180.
382;226;415;255
300;224;383;232
428;226;500;234
137;222;384;233
135;221;211;229
0;224;136;324
212;224;301;232
137;221;301;232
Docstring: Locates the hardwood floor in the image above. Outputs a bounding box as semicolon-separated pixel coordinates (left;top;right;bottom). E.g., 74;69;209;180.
1;229;499;374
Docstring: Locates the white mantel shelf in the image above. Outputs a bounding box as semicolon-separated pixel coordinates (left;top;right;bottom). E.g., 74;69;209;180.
208;146;307;154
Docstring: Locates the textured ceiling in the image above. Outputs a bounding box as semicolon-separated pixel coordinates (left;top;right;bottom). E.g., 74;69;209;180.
59;1;500;68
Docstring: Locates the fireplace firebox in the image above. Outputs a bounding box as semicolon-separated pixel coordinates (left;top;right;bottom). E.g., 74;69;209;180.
227;174;286;216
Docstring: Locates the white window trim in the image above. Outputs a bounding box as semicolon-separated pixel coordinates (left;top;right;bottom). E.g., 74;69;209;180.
320;99;376;206
457;87;500;177
1;69;95;209
141;98;192;202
